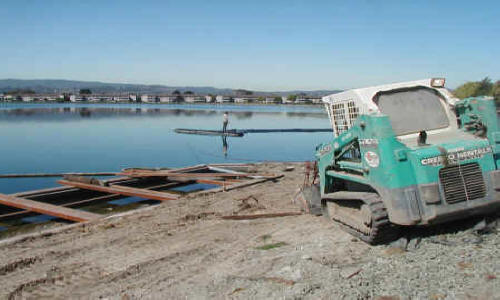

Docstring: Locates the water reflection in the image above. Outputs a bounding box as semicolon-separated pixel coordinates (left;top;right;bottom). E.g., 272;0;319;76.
222;136;229;157
0;104;327;122
1;107;221;119
286;112;328;119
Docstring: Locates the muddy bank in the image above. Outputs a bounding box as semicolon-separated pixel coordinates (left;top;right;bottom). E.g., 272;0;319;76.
0;162;498;299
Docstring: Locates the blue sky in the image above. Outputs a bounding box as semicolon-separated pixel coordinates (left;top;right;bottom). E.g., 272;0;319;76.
0;0;498;90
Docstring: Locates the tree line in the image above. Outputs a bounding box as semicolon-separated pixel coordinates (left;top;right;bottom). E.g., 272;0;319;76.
454;77;499;102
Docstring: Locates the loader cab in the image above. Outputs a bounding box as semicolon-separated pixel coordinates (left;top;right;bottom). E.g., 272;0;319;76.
322;78;467;148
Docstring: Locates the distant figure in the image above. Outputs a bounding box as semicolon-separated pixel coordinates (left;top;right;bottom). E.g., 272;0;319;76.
222;111;229;133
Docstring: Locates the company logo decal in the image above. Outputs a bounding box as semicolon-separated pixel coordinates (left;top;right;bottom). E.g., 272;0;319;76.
364;151;380;168
359;139;379;148
421;146;492;166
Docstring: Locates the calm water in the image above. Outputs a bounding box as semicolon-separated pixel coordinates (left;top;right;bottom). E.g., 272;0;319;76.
0;103;332;193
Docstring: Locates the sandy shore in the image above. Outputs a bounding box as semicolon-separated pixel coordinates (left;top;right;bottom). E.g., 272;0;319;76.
0;162;498;299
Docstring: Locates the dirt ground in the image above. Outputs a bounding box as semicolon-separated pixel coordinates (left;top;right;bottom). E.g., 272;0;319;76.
0;162;499;299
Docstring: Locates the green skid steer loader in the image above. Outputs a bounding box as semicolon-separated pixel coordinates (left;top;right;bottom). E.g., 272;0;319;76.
305;78;500;244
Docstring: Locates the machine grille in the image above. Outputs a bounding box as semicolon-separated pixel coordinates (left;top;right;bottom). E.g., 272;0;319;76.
439;163;486;204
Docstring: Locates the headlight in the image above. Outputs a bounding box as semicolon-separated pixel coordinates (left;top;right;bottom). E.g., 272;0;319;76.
431;78;446;88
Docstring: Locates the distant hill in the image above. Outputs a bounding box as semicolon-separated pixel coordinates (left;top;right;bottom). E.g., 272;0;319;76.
0;79;341;96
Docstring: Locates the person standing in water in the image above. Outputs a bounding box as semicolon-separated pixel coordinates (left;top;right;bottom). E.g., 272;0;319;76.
222;111;229;134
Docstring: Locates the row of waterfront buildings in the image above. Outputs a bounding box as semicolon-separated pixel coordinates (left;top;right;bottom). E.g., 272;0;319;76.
0;93;323;104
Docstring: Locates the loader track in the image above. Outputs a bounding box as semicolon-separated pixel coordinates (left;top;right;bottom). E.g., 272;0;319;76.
323;193;399;244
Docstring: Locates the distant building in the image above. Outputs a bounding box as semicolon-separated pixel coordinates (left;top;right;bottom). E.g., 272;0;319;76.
47;96;57;101
33;95;54;101
141;95;161;103
113;95;131;102
233;97;247;103
0;91;315;105
234;96;258;103
159;94;184;103
101;96;113;102
129;94;138;102
311;97;322;104
86;96;100;102
216;95;233;103
158;95;172;103
184;95;206;103
295;96;321;104
294;97;313;104
49;95;60;101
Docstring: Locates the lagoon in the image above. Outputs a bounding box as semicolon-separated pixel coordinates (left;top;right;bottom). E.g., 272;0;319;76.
0;103;332;194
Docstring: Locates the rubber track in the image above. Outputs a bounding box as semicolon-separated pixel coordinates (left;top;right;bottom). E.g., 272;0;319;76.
324;193;399;245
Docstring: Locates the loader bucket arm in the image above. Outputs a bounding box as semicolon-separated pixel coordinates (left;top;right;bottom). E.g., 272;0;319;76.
455;97;500;168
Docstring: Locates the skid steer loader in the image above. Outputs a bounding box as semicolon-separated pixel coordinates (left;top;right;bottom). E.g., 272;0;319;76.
304;78;500;244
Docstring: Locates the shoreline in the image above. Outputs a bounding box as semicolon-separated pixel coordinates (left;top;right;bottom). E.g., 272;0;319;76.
0;101;324;107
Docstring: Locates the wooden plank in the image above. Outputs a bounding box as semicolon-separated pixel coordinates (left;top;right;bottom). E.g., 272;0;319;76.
190;174;283;197
219;175;283;192
166;164;208;173
221;212;302;220
57;180;180;201
196;179;233;186
109;184;180;200
0;193;123;220
225;179;243;183
0;180;188;220
0;193;100;222
118;172;255;178
207;164;252;172
206;166;248;175
127;171;277;180
121;164;207;175
207;163;251;167
12;186;79;197
0;172;117;178
12;177;133;198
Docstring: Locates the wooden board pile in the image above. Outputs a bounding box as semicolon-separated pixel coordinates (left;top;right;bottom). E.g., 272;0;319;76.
0;164;282;223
